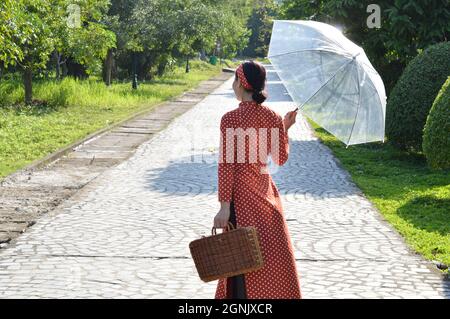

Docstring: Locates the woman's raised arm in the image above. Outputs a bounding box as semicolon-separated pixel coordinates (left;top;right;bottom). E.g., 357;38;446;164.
270;110;297;166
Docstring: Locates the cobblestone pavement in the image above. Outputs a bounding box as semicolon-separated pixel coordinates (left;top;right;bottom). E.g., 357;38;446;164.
0;66;448;299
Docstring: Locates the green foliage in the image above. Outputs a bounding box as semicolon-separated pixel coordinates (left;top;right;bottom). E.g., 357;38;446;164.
105;0;140;51
0;0;25;67
243;0;278;58
50;0;116;74
127;0;250;79
189;0;255;58
5;0;55;72
423;77;450;170
279;0;329;21
216;10;250;58
65;22;116;74
386;42;450;152
175;0;228;57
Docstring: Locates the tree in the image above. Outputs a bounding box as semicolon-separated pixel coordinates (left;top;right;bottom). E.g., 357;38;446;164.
243;0;278;57
129;0;250;80
66;22;116;76
50;0;116;80
103;0;140;85
173;0;219;73
130;0;181;80
217;0;256;58
1;0;55;104
217;11;250;59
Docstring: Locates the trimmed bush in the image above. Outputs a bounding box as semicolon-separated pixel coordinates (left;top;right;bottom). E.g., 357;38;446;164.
386;42;450;152
422;77;450;170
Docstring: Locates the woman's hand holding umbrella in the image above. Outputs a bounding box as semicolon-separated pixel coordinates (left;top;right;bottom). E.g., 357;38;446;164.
284;110;298;132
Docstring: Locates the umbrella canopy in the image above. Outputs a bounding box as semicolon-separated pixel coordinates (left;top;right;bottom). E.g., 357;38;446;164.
268;20;386;147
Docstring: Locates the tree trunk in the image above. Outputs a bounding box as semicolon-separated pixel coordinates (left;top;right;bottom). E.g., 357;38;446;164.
103;49;113;86
185;58;190;73
62;63;68;78
132;52;138;90
200;49;206;61
140;60;153;81
23;69;33;105
53;50;61;81
157;60;167;77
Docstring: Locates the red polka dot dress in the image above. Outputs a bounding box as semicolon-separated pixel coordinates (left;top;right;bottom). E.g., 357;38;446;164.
215;100;302;299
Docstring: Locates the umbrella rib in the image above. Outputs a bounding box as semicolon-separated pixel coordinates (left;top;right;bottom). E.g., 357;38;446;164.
295;56;355;111
319;66;354;130
364;75;386;143
268;48;350;59
346;61;362;148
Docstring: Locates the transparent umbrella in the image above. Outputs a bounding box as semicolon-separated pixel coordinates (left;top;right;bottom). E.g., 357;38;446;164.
268;20;386;147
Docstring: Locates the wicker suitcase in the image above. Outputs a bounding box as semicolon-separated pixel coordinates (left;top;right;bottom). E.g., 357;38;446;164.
189;222;264;282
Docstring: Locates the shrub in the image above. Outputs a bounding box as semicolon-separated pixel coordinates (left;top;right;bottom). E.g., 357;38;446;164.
386;42;450;152
422;77;450;170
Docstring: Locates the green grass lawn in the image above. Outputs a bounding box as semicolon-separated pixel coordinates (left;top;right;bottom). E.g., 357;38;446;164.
307;118;450;273
0;60;224;179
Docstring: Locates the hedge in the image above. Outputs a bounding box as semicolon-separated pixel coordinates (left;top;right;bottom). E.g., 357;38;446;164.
386;42;450;152
422;77;450;170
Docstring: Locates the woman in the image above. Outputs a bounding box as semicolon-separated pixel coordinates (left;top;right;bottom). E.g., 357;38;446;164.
213;61;301;299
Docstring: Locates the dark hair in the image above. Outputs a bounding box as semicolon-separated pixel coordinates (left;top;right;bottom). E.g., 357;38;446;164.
236;60;268;104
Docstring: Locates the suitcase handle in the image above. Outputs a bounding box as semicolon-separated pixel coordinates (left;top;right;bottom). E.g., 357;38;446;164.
211;222;235;235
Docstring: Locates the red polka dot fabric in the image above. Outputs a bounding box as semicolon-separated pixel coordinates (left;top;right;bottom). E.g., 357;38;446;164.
215;100;302;299
236;64;253;91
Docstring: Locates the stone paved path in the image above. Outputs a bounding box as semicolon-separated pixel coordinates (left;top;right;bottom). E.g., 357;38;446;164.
0;66;448;299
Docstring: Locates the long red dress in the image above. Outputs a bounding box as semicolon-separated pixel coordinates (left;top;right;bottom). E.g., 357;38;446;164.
215;100;302;299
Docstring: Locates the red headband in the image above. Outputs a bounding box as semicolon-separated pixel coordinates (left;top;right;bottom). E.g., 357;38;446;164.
236;64;253;90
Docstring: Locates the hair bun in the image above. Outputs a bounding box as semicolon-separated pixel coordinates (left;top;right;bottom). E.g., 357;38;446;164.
241;61;267;104
252;90;267;104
